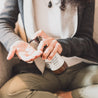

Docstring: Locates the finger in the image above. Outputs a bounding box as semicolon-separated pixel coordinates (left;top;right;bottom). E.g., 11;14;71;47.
42;45;54;60
7;47;16;60
37;40;48;51
32;30;44;39
42;40;56;59
57;43;62;54
48;43;59;60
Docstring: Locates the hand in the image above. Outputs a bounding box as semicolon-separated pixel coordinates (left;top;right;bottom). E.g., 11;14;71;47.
7;41;42;62
33;30;62;60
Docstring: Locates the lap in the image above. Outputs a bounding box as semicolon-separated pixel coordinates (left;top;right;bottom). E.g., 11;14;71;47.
1;62;98;98
6;62;98;91
67;63;98;90
0;69;61;98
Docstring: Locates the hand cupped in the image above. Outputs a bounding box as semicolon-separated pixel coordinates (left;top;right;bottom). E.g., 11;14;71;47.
7;41;42;63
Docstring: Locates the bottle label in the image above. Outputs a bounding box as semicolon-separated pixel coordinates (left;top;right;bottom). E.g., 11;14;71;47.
45;53;64;71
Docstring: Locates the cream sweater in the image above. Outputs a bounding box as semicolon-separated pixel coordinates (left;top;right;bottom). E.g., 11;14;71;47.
34;0;78;39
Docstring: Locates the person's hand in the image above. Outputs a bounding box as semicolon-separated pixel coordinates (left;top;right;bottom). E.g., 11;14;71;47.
7;41;42;63
33;30;62;60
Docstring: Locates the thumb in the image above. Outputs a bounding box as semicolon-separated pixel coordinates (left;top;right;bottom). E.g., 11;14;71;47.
32;30;42;39
7;47;16;60
32;30;47;40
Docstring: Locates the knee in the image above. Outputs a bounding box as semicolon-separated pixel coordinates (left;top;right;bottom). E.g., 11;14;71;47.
0;75;29;98
70;65;98;89
83;65;98;84
80;65;98;86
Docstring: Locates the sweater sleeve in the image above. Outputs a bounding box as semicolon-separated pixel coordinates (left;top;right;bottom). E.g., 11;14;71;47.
0;0;22;52
57;0;98;62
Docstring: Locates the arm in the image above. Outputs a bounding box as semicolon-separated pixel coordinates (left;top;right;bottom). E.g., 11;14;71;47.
0;0;22;52
0;0;42;62
57;0;98;61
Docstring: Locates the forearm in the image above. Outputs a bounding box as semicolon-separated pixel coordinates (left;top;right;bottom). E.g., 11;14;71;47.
57;37;97;58
57;0;98;61
0;23;22;52
0;0;22;52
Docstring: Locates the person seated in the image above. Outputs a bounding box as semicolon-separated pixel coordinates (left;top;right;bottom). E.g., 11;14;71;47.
0;0;98;98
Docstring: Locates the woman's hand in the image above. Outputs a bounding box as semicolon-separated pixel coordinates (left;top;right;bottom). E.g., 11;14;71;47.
7;41;42;62
33;30;63;60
